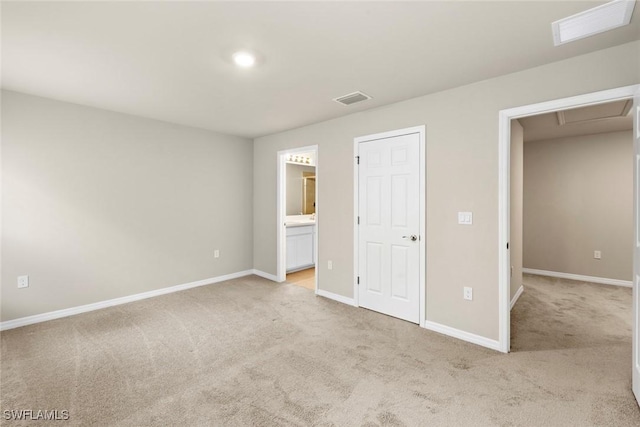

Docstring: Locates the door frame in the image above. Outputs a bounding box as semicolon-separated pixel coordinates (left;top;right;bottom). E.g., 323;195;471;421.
276;144;319;290
353;125;426;327
498;84;640;354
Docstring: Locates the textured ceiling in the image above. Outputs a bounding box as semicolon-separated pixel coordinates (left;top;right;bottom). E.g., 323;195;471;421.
2;1;639;138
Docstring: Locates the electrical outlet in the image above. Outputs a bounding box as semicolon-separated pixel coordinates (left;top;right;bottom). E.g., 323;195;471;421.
214;249;220;259
328;260;333;270
463;287;473;301
594;250;602;260
18;275;29;289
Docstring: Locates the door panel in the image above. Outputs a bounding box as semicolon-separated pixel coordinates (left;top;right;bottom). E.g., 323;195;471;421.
358;132;421;323
367;176;383;225
366;243;383;293
286;236;297;271
297;234;314;267
633;89;640;406
391;244;409;299
391;175;409;227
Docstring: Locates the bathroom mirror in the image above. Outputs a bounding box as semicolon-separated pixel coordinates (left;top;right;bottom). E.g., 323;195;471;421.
302;172;316;214
286;163;316;215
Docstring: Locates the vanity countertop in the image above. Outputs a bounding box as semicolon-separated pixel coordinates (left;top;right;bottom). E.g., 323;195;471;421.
285;215;316;227
286;219;316;227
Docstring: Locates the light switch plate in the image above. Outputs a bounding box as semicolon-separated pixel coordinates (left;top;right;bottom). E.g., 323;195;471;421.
594;250;602;259
458;212;473;225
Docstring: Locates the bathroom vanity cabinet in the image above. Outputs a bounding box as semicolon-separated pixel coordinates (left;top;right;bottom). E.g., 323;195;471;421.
286;224;315;272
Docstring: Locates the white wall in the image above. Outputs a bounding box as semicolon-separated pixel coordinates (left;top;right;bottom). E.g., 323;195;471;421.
510;120;524;300
523;130;633;281
254;41;640;341
1;91;254;321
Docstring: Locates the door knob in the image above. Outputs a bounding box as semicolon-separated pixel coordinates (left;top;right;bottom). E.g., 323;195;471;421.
402;235;418;241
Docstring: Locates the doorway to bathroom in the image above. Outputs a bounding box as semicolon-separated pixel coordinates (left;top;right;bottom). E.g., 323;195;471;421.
276;145;319;292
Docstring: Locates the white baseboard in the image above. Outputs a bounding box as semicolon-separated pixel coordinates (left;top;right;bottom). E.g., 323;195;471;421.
315;289;357;307
251;269;279;282
523;268;632;288
0;270;254;332
422;320;501;352
510;285;524;310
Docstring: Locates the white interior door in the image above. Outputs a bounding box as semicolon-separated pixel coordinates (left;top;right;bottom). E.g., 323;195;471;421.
633;89;640;406
357;132;421;323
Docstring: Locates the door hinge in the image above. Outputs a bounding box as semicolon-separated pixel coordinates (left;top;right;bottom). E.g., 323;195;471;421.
356;155;360;165
507;242;509;250
357;216;360;225
357;276;360;285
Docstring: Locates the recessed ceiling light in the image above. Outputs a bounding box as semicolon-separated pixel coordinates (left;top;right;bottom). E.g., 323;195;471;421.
551;0;636;46
232;51;256;68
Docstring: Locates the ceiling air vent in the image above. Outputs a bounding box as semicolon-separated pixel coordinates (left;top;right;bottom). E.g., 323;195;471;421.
333;91;372;106
551;0;636;46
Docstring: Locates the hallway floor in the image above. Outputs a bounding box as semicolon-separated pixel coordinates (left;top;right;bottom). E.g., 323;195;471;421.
512;273;632;353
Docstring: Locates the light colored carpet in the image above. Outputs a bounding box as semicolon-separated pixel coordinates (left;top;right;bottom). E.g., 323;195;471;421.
1;273;638;426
